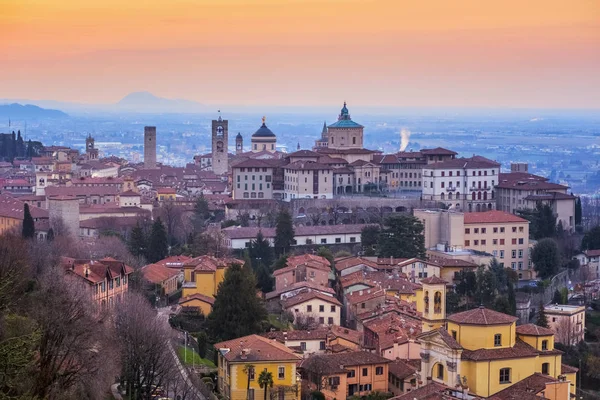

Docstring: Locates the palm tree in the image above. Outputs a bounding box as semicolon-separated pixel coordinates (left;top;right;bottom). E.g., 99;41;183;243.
243;364;255;400
258;370;274;400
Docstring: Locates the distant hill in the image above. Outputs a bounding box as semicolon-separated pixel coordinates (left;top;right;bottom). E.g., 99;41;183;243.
116;91;206;113
0;103;68;119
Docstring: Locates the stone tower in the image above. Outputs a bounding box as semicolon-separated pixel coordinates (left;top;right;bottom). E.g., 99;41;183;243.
144;126;157;169
235;132;243;155
48;195;80;238
85;134;98;160
419;276;447;333
211;115;228;175
327;102;364;150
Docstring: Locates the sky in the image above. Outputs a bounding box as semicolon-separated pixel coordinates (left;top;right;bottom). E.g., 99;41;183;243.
1;0;599;109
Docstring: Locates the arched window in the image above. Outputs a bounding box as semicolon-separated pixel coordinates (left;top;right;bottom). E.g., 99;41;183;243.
477;192;482;200
448;193;453;200
434;291;442;314
472;192;476;201
440;193;445;200
483;191;487;200
424;291;429;314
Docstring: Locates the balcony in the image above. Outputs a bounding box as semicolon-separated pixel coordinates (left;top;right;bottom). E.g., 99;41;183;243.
446;186;457;192
469;186;489;191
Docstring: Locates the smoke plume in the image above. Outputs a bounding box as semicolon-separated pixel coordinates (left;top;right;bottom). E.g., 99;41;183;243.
400;128;411;152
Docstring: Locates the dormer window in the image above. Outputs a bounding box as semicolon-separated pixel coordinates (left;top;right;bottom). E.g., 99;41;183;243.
494;334;502;347
541;340;548;350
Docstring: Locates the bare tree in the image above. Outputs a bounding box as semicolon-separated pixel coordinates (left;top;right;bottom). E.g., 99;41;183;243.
300;355;337;393
0;234;32;311
115;292;176;400
157;199;184;245
554;317;575;346
293;312;319;331
30;270;118;400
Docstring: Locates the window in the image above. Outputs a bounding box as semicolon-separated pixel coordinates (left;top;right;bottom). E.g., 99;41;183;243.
481;240;486;245
474;240;479;245
512;227;517;233
481;228;486;234
493;239;498;245
328;376;340;387
500;239;505;245
519;226;524;233
320;341;326;350
465;240;470;246
278;366;285;380
109;280;114;290
493;227;498;233
451;330;457;340
249;367;255;380
512;238;517;245
518;238;524;245
518;250;523;258
474;228;479;234
494;334;502;347
361;302;366;309
465;228;470;234
319;305;325;312
512;250;517;258
362;368;368;377
328;317;334;324
347;369;356;378
500;227;505;233
320;238;327;244
335;237;341;243
300;342;306;351
116;277;120;287
319;317;324;324
350;237;356;243
307;305;312;312
542;340;548;351
542;363;549;375
437;364;444;380
499;368;511;384
376;367;384;375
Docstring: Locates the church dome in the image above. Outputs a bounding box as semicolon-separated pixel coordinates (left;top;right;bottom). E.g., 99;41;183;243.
252;117;276;138
236;132;243;139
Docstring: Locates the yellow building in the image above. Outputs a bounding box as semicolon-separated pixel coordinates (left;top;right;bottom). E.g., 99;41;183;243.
413;275;447;333
179;256;244;314
417;307;578;398
215;334;302;400
156;187;177;201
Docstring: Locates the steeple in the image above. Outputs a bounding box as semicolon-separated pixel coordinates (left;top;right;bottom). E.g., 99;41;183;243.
321;121;327;139
339;101;350;120
297;142;300;150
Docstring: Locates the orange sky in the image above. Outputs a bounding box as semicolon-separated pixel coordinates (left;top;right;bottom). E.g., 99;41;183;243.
1;0;599;108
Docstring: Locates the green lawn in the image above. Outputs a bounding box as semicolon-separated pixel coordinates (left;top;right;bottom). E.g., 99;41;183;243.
268;314;290;330
177;345;216;368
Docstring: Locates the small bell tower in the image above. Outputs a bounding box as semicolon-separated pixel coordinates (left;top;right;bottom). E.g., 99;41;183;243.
418;276;447;333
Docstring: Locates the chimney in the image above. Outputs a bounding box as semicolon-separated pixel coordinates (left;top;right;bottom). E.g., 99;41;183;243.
84;265;89;277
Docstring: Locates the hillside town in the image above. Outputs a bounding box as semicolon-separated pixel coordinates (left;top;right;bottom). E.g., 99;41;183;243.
0;103;598;400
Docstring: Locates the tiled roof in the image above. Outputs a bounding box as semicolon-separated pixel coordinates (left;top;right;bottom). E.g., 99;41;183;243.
488;373;557;400
427;256;479;268
318;155;348;165
285;161;332;171
345;288;386;305
62;257;133;285
281;290;342;309
461;339;539;361
0;194;48;219
524;192;577;201
561;363;579;374
265;281;336;300
79;216;140;229
424;156;500;170
263;328;329;342
389;382;449;400
335;256;380;272
273;254;330;277
421;147;458;156
420;276;447;285
183;255;244;272
223;224;370;240
141;263;180;284
364;313;421;350
388;359;417;380
496;172;568;191
447;306;518;325
464;210;528;224
515;323;555;336
179;293;215;306
215;334;301;362
299;351;389;374
585;249;600;257
154;255;192;268
328;325;362;344
287;150;320;158
45;185;120;197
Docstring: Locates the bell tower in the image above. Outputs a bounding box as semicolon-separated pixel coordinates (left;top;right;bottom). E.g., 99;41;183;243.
212;112;228;175
418;276;447;333
85;134;98;160
235;132;243;155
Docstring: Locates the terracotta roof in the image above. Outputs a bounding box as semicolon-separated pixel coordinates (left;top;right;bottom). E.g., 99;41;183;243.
154;255;192;268
346;288;386;305
421;147;458;156
215;334;301;362
524;192;577;201
364;313;421;350
420;276;447;285
424;156;500;170
327;325;362;344
141;263;180;284
62;257;133;285
223;224;370;240
461;339;539;361
273;254;331;276
79;216;140;229
389;382;450;400
388;359;417;380
183;255;244;272
417;327;462;350
45;185;120;197
496;172;568;191
428;256;479;268
447;306;518;325
335;256;380;272
119;190;140;197
179;293;215;306
281;290;342;309
488;373;557;400
584;249;600;257
561;363;579;374
515;324;555;336
263;328;329;342
464;210;528;224
299;351;390;374
265;281;336;300
0;193;49;220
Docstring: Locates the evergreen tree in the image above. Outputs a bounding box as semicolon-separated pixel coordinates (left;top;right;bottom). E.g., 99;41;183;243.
249;231;274;269
46;228;54;241
507;282;517;316
274;209;294;256
255;261;274;293
146;218;168;263
376;215;426;259
552;289;562;305
361;225;380;256
582;226;600;251
531;238;561;279
316;247;334;268
192;194;210;232
21;204;35;239
272;255;288;271
536;301;549;328
475;265;497;307
575;197;582;226
128;223;148;259
207;263;268;341
518;203;557;239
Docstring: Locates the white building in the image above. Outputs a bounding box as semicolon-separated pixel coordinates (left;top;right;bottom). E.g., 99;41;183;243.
422;156;500;212
283;161;333;201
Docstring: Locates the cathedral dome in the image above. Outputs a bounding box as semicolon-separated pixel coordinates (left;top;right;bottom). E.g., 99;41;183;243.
252;117;276;138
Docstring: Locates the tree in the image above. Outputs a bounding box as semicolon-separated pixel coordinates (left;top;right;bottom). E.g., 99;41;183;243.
475;266;497;307
536;301;549;328
455;270;477;299
129;222;148;259
115;292;176;400
147;217;169;263
243;364;256;400
552;289;562;305
0;234;32;311
272;255;289;271
207;263;268;341
46;227;55;241
255;261;274;293
274;209;295;256
195;331;209;358
193;194;211;232
258;370;274;400
582;226;600;251
575;197;582;226
316;247;334;268
518;203;557;239
531;238;561;279
249;231;274;270
376;215;425;259
361;225;380;256
21;203;35;239
507;282;517;316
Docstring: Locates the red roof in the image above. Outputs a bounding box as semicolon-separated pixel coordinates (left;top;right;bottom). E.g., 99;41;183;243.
141;263;180;284
515;323;555;336
281;290;342;308
447;306;518;325
420;276;447;285
179;293;215;306
464;210;528;224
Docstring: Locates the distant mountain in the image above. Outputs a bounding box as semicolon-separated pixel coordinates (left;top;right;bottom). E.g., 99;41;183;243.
0;103;68;119
116;91;206;113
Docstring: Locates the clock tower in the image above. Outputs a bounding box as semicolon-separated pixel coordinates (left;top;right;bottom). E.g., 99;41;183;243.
211;113;228;175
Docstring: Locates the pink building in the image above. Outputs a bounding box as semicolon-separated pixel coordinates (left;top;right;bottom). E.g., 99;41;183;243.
273;254;331;291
